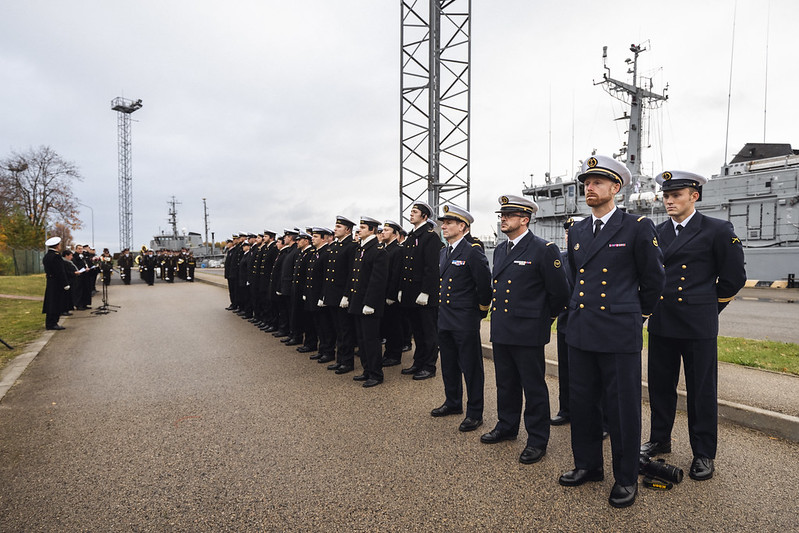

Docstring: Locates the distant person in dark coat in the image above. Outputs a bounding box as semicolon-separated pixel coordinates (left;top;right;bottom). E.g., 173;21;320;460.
42;237;68;330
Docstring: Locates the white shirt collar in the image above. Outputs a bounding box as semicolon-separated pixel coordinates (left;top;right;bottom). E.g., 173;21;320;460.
592;206;617;226
509;229;530;247
360;234;377;246
672;209;697;231
447;236;465;251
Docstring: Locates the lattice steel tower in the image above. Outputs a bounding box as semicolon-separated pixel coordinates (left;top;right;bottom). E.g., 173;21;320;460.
400;0;471;222
111;97;142;250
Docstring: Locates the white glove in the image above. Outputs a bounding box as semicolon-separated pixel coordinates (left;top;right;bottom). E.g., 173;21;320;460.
317;299;325;307
340;296;349;308
398;290;402;303
246;281;250;286
363;305;374;315
302;295;306;301
416;292;429;306
64;285;70;290
386;299;395;305
276;291;282;296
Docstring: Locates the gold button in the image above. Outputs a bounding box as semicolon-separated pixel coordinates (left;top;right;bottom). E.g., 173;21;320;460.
446;300;450;304
493;307;497;311
504;309;508;313
660;295;664;300
678;298;683;302
579;268;585;273
579;303;585;309
493;298;496;302
680;277;685;281
600;306;605;310
504;299;508;303
682;265;687;269
493;289;497;293
508;280;512;284
579;280;585;285
449;278;452;282
579;292;584;297
678;287;683;291
602;268;608;273
601;293;606;298
506;289;510;293
494;279;498;284
601;281;607;285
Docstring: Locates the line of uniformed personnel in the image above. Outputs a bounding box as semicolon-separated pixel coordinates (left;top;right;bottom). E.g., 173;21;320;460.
132;247;197;286
218;154;745;509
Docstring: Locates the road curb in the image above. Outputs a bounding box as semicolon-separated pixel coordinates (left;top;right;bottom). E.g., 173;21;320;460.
0;330;56;403
480;343;799;443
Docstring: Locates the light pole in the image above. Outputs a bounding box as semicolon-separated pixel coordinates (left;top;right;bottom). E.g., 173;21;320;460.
78;202;94;248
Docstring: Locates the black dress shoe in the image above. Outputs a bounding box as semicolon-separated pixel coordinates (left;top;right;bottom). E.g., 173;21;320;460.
272;331;289;338
296;346;315;353
317;355;335;363
225;305;236;310
558;468;604;486
430;404;463;417
550;414;570;426
46;325;66;330
519;446;546;464
640;440;671;457
309;353;322;360
362;379;382;388
400;365;420;375
480;428;517;444
459;418;483;432
247;317;259;323
335;365;354;374
285;338;302;346
262;325;276;332
382;358;401;367
412;369;435;380
609;482;637;508
689;457;714;480
353;373;368;381
327;363;342;370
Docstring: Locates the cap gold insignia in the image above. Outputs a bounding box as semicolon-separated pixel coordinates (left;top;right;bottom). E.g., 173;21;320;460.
443;205;450;213
554;259;562;268
653;237;659;247
500;196;509;204
587;157;598;168
662;171;672;181
574;243;580;251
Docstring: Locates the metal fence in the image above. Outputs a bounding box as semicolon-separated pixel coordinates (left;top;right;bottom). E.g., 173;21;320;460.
12;249;45;275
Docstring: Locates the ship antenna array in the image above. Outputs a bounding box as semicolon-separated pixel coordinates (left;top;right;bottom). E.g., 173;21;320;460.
111;96;143;251
400;0;471;223
594;43;667;196
167;195;181;239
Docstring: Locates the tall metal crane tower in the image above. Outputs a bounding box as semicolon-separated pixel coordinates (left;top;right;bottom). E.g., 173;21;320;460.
111;97;143;250
400;0;471;222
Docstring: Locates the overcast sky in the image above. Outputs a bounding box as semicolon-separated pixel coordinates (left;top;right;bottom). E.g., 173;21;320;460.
1;0;796;251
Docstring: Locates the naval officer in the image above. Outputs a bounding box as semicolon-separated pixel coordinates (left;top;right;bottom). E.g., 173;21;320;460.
642;170;746;481
481;195;570;465
431;205;492;432
558;155;665;508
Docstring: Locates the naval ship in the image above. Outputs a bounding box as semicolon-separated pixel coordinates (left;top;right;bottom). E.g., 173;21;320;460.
522;44;799;284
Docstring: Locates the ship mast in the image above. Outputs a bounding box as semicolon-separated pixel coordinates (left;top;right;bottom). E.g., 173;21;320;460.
167;196;181;239
595;43;668;203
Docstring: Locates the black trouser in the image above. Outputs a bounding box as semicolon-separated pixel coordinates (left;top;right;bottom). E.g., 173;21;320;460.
556;330;570;417
316;306;337;357
439;328;484;419
122;267;131;285
492;343;549;448
277;294;291;333
355;314;383;381
302;308;318;348
648;333;718;459
568;346;641;486
227;277;236;305
382;303;403;361
72;276;84;308
406;306;438;372
333;307;356;367
237;283;252;316
289;293;304;341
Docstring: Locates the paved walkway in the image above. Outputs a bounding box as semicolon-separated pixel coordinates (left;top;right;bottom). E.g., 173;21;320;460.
0;276;797;531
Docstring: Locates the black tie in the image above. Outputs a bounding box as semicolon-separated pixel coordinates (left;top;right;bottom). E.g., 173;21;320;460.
508;241;514;252
675;224;683;237
593;219;604;237
446;245;453;259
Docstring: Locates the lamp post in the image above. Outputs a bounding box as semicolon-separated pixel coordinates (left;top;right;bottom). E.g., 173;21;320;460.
78;202;94;249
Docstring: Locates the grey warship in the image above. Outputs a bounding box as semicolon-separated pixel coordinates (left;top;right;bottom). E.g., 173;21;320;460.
522;44;799;283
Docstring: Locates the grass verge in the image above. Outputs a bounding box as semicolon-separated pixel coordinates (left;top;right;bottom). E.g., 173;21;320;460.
718;336;799;376
0;275;46;371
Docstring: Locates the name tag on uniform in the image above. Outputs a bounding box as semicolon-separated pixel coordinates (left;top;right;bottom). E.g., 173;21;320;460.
513;260;532;265
451;260;466;266
608;243;626;248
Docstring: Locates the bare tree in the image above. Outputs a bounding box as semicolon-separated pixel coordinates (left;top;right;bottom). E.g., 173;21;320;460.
0;146;83;232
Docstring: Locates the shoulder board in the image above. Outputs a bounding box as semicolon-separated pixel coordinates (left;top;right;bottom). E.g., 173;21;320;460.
427;228;435;233
471;242;481;248
637;216;645;222
546;242;554;246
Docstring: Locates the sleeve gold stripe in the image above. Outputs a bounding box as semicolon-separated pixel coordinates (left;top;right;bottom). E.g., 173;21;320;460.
479;304;491;311
717;296;735;303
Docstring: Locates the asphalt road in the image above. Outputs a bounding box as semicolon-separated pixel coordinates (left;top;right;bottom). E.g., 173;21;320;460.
1;279;798;531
